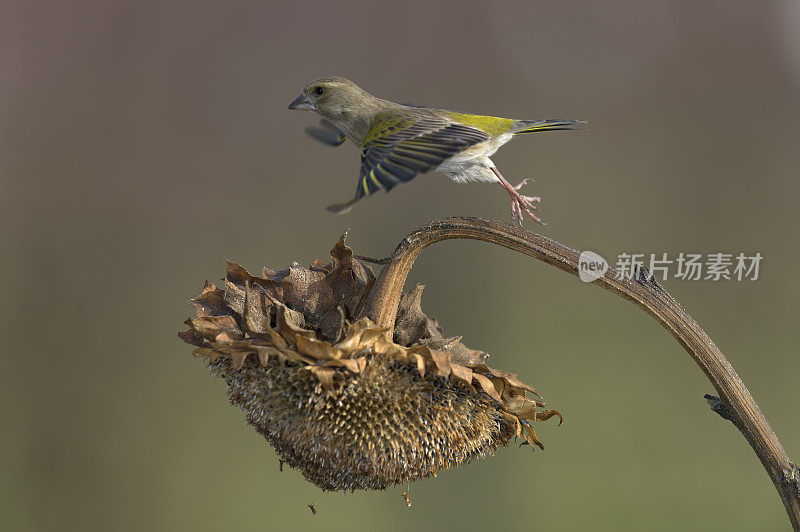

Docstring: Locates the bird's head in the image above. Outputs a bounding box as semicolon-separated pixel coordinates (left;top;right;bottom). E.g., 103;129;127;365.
288;77;373;121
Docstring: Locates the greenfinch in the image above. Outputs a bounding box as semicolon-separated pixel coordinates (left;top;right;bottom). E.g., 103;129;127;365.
289;76;585;225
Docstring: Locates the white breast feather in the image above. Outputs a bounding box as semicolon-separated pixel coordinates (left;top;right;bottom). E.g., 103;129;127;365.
433;133;514;183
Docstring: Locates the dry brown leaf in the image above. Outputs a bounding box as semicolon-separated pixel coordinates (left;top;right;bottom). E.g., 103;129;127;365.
280;263;329;318
190;282;232;318
426;317;444;340
309;258;330;273
275;303;315;342
394;284;428;346
226;260;282;301
242;281;270;334
447;341;489;366
316;306;346;344
177;329;204;347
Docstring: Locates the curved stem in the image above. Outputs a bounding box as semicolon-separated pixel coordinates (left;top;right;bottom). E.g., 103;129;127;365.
361;216;800;530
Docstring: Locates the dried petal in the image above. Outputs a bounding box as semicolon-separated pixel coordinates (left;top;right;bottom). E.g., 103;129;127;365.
429;349;452;378
256;345;280;366
341;358;361;373
335;319;388;352
296;335;342;361
535;409;564;426
522;424;545;451
267;328;288;349
491;368;539;396
503;395;539;419
411;352;426;377
309;366;335;390
450;363;473;386
215;331;243;343
230;351;252;370
473;373;501;402
186;315;241;340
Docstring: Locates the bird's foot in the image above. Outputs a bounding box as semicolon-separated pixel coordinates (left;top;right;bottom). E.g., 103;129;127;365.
491;168;545;226
508;178;543;226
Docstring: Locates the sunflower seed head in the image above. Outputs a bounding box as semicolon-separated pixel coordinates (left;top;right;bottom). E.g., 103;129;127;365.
178;234;560;491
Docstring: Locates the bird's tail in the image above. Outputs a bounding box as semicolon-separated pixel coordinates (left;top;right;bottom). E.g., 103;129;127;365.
512;119;587;134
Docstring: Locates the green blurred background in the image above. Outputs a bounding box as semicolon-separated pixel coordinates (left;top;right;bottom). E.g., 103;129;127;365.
2;1;799;530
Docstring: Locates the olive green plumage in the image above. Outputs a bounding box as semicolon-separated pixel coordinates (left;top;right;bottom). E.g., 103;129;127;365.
289;76;585;221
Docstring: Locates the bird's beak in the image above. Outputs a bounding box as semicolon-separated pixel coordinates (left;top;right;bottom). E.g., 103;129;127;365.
288;93;315;111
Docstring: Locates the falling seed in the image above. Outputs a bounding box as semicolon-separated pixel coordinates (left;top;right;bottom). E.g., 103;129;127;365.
308;504;317;515
403;492;412;507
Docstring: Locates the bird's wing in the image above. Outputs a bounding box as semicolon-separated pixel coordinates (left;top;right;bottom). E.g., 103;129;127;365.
327;114;489;213
304;119;347;147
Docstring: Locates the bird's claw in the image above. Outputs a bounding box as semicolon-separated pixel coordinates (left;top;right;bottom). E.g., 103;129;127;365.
491;168;546;226
512;178;531;191
511;195;543;226
509;179;543;226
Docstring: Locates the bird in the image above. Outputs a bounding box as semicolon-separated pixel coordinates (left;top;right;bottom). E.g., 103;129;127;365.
288;76;585;225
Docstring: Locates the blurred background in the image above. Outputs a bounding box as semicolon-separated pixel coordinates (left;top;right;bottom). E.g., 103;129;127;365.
2;1;799;530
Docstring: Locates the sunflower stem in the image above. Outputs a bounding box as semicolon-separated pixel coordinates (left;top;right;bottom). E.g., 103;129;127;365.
360;216;800;530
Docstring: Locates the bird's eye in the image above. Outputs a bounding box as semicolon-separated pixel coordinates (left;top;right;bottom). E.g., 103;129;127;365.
315;86;325;95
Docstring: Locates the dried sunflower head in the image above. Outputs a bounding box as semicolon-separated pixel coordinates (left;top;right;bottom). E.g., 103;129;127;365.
178;235;561;492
